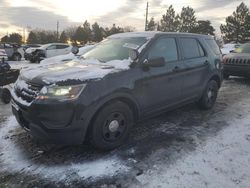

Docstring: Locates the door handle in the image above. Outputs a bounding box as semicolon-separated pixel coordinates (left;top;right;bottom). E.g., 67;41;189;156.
173;66;181;72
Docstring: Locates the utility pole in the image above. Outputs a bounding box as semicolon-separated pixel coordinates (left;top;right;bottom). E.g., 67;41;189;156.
56;20;59;42
23;27;26;43
145;2;149;31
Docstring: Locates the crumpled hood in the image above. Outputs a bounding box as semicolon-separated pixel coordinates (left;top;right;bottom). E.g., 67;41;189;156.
25;47;42;54
20;59;131;85
224;53;250;60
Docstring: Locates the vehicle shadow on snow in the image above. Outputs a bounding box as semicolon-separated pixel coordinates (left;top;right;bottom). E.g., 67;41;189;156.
8;77;250;181
13;102;229;165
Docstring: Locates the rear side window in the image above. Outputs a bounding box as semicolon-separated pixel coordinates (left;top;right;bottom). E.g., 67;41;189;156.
180;38;205;59
56;45;69;49
148;38;178;62
47;45;56;50
206;39;221;55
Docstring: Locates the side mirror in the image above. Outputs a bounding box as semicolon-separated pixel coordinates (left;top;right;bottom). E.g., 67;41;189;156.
145;57;165;67
71;46;79;55
129;49;139;61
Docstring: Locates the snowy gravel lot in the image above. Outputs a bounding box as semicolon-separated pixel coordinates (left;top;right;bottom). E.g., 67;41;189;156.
0;61;250;187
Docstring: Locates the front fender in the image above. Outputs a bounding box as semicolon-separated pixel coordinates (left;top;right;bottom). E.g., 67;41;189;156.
79;90;140;142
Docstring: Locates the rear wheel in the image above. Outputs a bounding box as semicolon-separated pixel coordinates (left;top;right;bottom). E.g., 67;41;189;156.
89;101;134;150
223;73;230;80
1;88;11;104
13;53;21;61
198;80;219;110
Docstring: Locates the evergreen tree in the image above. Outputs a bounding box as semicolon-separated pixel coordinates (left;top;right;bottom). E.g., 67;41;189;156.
92;22;103;42
220;2;250;43
159;5;179;32
82;20;92;43
1;35;9;43
5;33;22;44
27;31;38;44
193;20;215;35
147;17;156;31
178;6;197;33
108;24;124;36
72;26;85;44
59;31;68;43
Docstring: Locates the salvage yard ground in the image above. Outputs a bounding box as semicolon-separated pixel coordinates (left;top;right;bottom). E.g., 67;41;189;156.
0;61;250;187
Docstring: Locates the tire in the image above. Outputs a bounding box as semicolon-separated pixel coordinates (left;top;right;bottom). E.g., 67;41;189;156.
1;88;11;104
198;80;219;110
89;101;134;150
223;73;230;80
13;53;21;61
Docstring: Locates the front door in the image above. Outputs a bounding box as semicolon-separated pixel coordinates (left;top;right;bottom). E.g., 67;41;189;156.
137;37;184;115
46;45;57;58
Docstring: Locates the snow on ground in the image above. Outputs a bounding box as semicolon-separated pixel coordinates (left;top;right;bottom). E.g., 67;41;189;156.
136;110;250;188
134;95;250;188
0;117;129;182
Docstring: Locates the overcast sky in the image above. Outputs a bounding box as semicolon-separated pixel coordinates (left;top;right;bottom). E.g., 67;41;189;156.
0;0;249;38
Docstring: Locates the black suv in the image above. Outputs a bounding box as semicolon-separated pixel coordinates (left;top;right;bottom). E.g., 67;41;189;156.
223;43;250;79
11;32;223;150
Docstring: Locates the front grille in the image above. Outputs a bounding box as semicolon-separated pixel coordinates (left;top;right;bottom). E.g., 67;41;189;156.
224;58;250;65
15;80;43;103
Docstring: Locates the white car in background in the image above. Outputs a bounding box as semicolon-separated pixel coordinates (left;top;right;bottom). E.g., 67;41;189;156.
25;43;72;63
221;43;241;56
41;45;95;65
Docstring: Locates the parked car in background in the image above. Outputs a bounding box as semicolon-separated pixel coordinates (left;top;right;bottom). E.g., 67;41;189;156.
0;43;23;61
11;32;222;150
0;49;8;62
22;44;41;52
221;43;241;56
223;43;250;79
40;45;95;65
25;43;72;63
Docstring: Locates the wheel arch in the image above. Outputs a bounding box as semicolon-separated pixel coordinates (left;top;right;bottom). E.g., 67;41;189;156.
209;74;222;88
82;92;140;142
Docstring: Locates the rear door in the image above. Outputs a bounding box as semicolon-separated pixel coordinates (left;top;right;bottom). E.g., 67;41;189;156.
137;36;184;114
179;37;210;100
56;45;71;56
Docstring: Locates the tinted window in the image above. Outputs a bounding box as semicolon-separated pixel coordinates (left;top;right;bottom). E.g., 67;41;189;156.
180;38;202;59
47;45;56;50
206;39;221;55
56;45;69;49
198;43;205;56
148;38;178;62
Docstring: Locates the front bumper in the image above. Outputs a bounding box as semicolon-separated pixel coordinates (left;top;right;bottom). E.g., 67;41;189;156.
11;97;88;145
223;64;250;77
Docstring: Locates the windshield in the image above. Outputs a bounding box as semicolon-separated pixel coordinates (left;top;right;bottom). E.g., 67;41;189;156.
235;43;250;53
82;37;148;62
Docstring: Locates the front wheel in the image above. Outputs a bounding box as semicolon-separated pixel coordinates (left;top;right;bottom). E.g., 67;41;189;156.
223;73;230;80
1;88;11;104
89;101;134;150
198;80;219;110
13;53;21;61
